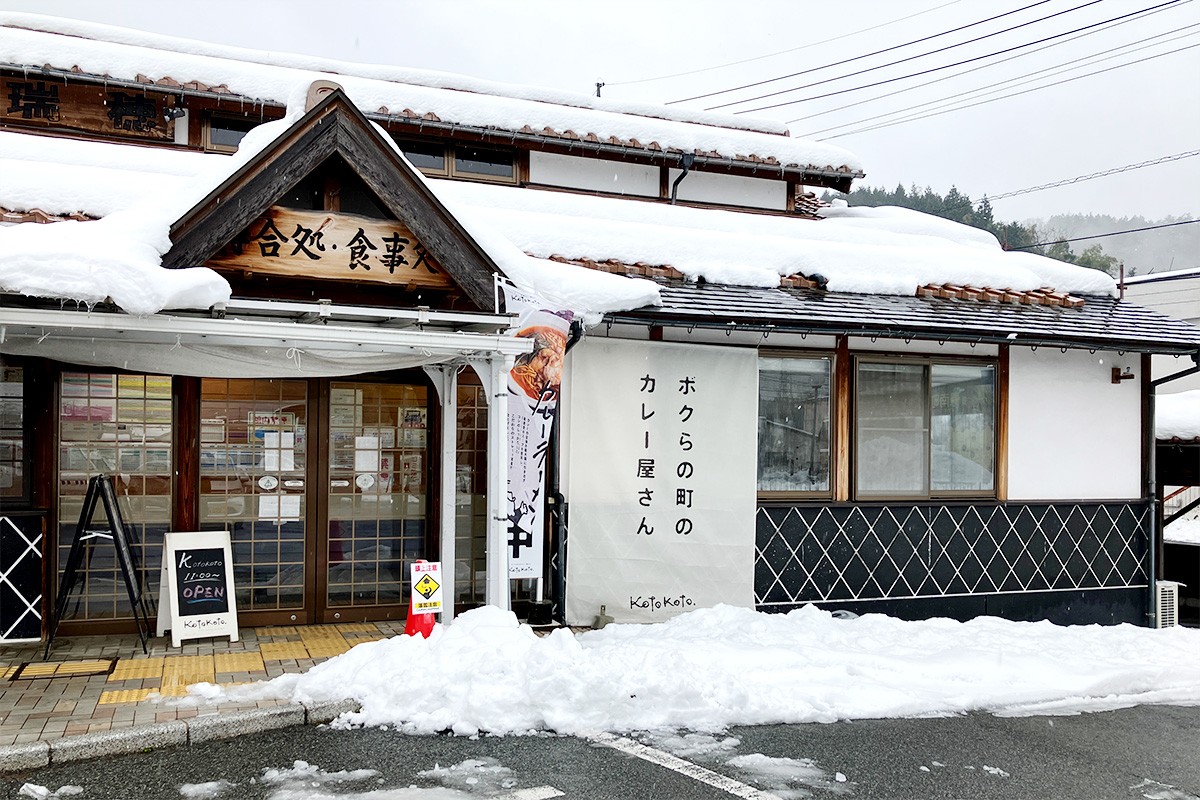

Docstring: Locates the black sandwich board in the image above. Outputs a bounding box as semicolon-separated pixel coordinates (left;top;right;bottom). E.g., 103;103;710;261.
45;474;152;657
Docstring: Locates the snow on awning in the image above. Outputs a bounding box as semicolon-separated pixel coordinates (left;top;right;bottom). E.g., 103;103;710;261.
0;302;531;378
1157;390;1200;442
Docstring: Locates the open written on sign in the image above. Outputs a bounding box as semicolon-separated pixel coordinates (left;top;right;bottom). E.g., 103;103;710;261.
156;530;240;648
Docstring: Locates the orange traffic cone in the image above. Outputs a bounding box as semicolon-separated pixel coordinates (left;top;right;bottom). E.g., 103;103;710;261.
404;559;436;638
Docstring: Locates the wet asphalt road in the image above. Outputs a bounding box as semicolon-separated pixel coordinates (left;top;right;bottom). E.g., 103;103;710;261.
4;705;1200;799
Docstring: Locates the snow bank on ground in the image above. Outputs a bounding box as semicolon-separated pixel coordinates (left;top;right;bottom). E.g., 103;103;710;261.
191;604;1200;736
1157;390;1200;440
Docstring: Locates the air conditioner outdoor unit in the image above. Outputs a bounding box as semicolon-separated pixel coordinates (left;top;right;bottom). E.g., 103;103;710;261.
1156;581;1183;629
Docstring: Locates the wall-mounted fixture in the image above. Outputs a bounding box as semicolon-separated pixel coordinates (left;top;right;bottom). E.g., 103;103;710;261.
163;95;186;122
1112;366;1135;384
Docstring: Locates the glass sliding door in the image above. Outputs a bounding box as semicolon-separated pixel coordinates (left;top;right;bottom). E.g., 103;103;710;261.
199;378;308;616
327;382;429;615
57;372;173;621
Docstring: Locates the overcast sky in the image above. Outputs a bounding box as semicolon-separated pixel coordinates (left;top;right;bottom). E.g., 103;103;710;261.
5;0;1198;224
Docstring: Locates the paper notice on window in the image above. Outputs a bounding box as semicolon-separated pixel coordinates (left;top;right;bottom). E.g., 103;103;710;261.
279;494;301;521
263;431;296;472
258;493;280;520
355;435;380;472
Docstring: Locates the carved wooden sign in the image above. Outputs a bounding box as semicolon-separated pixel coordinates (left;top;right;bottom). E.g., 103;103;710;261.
2;77;176;141
207;207;451;287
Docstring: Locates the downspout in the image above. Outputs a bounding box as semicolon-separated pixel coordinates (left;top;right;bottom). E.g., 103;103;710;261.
1147;351;1200;626
548;320;585;623
670;153;696;205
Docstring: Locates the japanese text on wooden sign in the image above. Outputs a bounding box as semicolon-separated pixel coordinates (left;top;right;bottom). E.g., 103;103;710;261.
207;206;451;288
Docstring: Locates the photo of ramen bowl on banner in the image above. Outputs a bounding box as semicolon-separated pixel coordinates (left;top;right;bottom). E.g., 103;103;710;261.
509;310;571;408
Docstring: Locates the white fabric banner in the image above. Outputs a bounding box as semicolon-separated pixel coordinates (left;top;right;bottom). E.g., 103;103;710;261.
501;284;572;579
564;337;758;625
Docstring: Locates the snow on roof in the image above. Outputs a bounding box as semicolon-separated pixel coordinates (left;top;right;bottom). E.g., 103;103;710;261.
0;13;863;176
431;183;1120;298
1157;389;1200;441
0;114;1119;318
1124;266;1200;285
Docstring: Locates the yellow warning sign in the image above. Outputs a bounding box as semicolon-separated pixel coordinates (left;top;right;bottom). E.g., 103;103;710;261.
414;573;440;599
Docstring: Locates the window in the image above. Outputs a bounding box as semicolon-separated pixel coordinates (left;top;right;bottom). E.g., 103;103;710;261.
206;115;260;153
393;138;517;183
855;359;995;498
0;364;26;503
758;356;832;495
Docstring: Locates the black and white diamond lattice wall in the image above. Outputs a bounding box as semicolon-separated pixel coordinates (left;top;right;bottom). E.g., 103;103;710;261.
1;514;43;640
756;503;1148;607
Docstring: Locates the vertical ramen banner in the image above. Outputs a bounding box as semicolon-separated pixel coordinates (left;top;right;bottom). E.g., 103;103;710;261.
501;283;573;579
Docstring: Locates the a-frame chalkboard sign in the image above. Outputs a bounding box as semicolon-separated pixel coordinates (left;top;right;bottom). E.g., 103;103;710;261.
45;475;153;658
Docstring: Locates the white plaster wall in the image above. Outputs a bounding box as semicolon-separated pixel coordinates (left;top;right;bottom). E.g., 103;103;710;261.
528;151;659;197
667;168;787;210
1007;348;1143;500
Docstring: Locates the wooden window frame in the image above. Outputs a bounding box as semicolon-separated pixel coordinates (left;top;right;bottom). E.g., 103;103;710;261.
203;113;261;154
756;348;837;503
392;137;518;185
851;352;1000;502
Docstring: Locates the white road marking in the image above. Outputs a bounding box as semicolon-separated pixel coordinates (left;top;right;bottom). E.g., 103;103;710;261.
590;732;783;800
497;787;566;800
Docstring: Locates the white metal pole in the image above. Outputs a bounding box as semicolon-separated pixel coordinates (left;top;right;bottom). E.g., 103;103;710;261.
423;364;459;623
485;354;513;610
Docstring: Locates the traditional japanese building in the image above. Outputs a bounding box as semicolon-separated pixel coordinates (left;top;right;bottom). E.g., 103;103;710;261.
1;14;1198;644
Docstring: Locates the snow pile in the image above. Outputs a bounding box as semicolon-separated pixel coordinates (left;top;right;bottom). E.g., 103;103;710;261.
1157;390;1200;440
727;753;851;797
1165;515;1200;546
177;780;236;799
0;13;861;173
192;604;1200;736
434;181;1119;297
16;786;82;799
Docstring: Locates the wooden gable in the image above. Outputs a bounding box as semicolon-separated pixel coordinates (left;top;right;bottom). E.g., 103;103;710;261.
164;87;501;310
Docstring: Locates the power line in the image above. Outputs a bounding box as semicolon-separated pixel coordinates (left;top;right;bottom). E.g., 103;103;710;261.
785;1;1191;126
799;22;1200;138
1009;219;1200;249
606;0;965;88
818;39;1200;139
732;0;1185;114
701;0;1105;110
870;149;1200;217
666;0;1057;105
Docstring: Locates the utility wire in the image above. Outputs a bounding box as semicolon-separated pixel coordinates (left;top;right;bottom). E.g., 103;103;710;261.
734;0;1185;113
818;39;1200;139
667;0;1057;105
607;0;965;87
800;22;1200;137
785;0;1190;125
1009;219;1200;249
871;150;1200;217
702;0;1107;110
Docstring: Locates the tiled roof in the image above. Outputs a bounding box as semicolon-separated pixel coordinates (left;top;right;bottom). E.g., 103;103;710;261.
1;206;93;223
607;280;1200;354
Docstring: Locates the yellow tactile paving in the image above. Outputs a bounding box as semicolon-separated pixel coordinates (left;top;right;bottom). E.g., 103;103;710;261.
259;641;310;661
214;651;265;674
108;657;165;682
161;655;215;688
255;626;299;636
98;688;156;704
0;665;15;680
14;659;114;679
298;626;347;641
304;641;351;658
334;623;380;633
156;684;192;697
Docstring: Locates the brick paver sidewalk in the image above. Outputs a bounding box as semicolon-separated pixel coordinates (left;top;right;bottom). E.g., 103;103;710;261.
0;621;405;747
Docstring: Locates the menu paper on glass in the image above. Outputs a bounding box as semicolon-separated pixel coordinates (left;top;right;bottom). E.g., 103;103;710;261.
156;530;240;648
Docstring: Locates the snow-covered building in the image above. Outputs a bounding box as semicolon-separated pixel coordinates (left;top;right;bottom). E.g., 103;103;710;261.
1;15;1198;644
